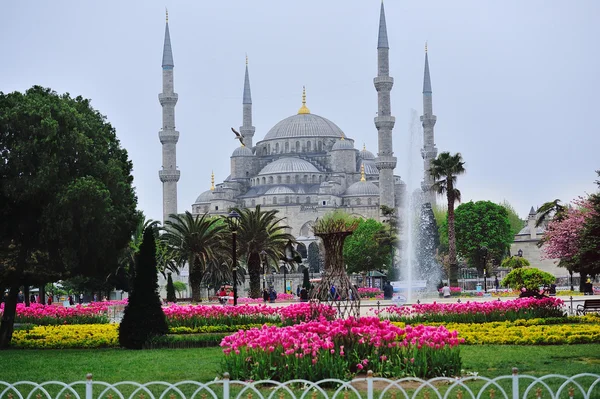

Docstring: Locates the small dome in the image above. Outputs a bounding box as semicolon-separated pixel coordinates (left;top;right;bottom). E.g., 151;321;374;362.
344;181;379;197
231;146;253;157
331;139;355;151
263;113;346;140
195;190;213;203
258;157;320;175
359;147;375;160
265;186;295;195
359;159;378;175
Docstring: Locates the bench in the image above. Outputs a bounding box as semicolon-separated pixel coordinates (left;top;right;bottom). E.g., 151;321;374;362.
577;299;600;315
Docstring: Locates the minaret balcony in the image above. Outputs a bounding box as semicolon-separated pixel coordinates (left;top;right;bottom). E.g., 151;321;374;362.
159;169;181;182
420;115;437;127
159;93;179;106
375;155;397;170
373;76;394;91
374;116;395;130
159;129;179;144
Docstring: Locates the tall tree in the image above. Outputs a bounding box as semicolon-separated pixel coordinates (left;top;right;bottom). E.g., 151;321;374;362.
499;200;525;237
0;87;137;349
162;211;225;302
452;201;513;273
429;152;465;286
344;218;391;275
118;227;168;349
535;199;567;228
307;242;322;273
576;171;600;279
228;206;294;299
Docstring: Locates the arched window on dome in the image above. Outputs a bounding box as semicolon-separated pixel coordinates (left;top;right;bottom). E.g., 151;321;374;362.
318;141;322;151
261;177;266;185
368;198;372;206
286;175;291;184
285;196;289;203
307;141;312;152
303;175;308;183
285;142;289;153
296;196;300;204
312;175;317;184
276;143;280;153
263;197;266;205
319;175;323;183
277;176;282;184
273;197;277;205
263;146;267;155
295;175;300;184
296;141;300;152
251;199;256;207
306;196;310;204
268;176;273;184
268;144;271;154
357;198;362;205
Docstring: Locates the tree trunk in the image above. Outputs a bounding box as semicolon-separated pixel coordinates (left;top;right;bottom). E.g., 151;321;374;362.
447;180;459;287
0;283;20;349
39;285;46;307
248;252;261;299
24;285;30;307
189;258;202;302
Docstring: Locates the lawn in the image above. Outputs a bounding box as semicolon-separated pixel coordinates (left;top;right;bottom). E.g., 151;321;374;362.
1;345;599;383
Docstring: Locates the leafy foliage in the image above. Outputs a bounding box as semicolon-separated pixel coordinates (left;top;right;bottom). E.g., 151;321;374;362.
501;267;556;292
500;200;525;237
501;256;531;269
343;219;391;274
576;174;600;278
118;228;168;349
166;273;176;303
0;86;137;348
452;201;513;272
307;242;322;273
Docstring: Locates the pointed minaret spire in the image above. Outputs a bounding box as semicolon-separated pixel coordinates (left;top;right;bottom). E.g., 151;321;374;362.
158;12;180;223
239;55;256;147
374;1;396;210
377;1;389;49
420;43;438;205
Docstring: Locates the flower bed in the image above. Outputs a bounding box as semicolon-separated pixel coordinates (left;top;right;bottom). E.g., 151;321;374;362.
10;324;118;349
220;317;462;381
1;303;112;325
358;287;384;299
376;297;565;323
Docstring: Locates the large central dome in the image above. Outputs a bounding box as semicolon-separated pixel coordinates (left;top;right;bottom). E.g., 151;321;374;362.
263;113;346;140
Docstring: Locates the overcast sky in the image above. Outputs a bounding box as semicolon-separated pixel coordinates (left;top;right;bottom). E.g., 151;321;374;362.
2;1;599;223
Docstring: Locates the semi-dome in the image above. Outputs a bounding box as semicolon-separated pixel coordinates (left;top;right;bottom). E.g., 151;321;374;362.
258;157;320;175
231;146;253;157
195;190;213;203
331;138;355;151
265;186;296;195
344;181;379;197
359;159;379;175
359;146;375;160
262;113;346;140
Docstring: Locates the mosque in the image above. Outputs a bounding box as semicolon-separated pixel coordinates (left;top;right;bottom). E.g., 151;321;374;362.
157;3;438;252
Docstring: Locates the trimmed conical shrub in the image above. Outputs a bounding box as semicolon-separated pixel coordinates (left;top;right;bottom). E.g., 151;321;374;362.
118;227;168;349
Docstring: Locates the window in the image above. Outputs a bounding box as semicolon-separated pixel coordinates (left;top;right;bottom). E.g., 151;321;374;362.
251;199;256;206
276;143;280;153
295;175;300;184
285;142;289;152
368;198;372;205
303;175;308;183
312;175;317;183
296;196;300;204
307;141;312;152
285;196;289;203
318;141;322;151
268;144;271;153
215;206;219;210
286;175;291;184
356;199;361;205
296;141;300;152
322;200;327;206
263;197;266;205
306;196;310;204
268;176;273;184
277;176;282;184
273;197;277;204
261;177;266;185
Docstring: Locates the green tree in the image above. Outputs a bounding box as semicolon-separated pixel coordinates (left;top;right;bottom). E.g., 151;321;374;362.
429;152;466;286
501;256;531;269
172;281;187;298
307;242;322;273
229;206;294;299
502;267;555;295
535;199;567;228
162;212;225;302
344;218;391;275
452;201;513;274
500;200;524;237
118;227;168;349
166;273;176;303
0;87;137;349
571;171;600;279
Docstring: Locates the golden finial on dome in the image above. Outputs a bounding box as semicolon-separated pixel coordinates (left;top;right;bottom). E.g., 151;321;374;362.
166;8;169;23
363;143;366;151
298;86;310;114
210;171;215;191
340;135;345;141
360;164;366;182
425;41;428;53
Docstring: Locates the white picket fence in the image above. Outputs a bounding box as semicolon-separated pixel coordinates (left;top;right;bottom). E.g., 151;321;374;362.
2;370;600;399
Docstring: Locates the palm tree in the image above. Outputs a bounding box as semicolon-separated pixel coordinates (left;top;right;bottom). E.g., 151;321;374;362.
429;152;466;287
535;199;567;228
226;206;294;298
162;211;225;302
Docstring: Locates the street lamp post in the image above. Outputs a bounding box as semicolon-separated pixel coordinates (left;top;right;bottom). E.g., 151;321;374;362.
260;250;267;290
228;210;241;306
483;269;487;293
282;262;287;294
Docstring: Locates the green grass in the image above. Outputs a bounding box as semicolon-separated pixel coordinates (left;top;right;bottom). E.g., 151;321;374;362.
0;345;599;383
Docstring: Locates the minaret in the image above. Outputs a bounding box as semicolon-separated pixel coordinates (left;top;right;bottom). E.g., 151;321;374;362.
158;9;180;223
420;43;438;205
239;55;256;148
374;1;397;209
